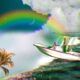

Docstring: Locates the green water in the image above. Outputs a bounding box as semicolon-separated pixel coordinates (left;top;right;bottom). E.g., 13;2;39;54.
32;59;80;80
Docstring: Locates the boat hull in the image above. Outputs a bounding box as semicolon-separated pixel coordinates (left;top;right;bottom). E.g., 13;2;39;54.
34;44;80;61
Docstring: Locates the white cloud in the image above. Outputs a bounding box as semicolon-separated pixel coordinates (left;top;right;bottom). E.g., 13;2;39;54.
22;0;80;33
22;0;80;14
22;0;53;14
22;0;31;6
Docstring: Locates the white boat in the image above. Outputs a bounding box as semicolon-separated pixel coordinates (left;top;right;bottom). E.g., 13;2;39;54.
34;43;80;61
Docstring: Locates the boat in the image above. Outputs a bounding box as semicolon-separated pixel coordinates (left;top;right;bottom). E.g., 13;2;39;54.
34;41;80;61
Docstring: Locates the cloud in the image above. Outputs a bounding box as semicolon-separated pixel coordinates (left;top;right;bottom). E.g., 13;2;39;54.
22;0;31;6
22;0;80;14
22;0;80;33
0;31;53;76
22;0;53;14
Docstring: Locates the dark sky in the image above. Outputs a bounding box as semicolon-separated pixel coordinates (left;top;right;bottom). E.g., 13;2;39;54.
0;0;32;14
0;0;48;32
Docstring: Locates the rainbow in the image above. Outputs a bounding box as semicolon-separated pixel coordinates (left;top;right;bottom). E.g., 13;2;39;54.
46;17;67;34
0;10;48;31
0;10;67;35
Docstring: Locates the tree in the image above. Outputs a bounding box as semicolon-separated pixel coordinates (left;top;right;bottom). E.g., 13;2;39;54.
0;49;14;76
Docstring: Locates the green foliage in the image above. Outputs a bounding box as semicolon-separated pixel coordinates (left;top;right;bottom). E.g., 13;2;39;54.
32;59;80;80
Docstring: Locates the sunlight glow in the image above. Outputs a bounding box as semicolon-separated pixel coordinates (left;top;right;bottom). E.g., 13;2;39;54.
38;57;53;66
